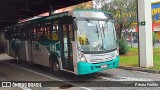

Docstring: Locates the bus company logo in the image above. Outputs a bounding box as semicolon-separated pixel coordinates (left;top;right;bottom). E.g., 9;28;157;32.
2;82;11;87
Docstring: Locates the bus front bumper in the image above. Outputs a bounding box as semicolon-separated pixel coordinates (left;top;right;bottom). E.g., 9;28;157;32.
77;56;120;75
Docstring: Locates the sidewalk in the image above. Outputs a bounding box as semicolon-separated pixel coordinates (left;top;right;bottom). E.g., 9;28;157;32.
0;53;12;81
0;53;14;61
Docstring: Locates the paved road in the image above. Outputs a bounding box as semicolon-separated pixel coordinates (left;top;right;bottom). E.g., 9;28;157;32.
0;54;160;90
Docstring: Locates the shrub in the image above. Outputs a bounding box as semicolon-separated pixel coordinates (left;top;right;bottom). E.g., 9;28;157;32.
118;37;129;55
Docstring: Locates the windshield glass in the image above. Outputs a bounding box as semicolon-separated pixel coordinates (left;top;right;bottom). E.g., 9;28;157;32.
77;19;117;51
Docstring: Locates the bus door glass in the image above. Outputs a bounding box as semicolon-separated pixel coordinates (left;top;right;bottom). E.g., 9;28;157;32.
59;18;74;71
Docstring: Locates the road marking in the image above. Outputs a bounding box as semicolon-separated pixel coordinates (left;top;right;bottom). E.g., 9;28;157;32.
19;87;31;90
95;75;157;85
115;76;153;81
96;75;153;81
95;75;153;81
0;61;92;90
95;75;156;85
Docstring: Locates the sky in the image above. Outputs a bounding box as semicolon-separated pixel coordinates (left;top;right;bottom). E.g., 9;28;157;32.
152;0;160;2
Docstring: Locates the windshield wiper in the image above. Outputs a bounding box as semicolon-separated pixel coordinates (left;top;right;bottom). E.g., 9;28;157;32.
96;25;99;39
102;24;105;38
87;19;100;39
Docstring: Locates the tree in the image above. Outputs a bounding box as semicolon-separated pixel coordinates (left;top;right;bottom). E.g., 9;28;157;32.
101;0;137;55
74;1;93;9
101;0;137;38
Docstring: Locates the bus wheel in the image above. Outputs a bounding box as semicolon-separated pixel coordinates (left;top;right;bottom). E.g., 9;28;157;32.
49;57;61;76
53;62;60;71
15;50;20;63
15;55;20;63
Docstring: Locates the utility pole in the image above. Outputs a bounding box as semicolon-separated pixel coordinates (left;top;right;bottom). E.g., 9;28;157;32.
137;0;153;67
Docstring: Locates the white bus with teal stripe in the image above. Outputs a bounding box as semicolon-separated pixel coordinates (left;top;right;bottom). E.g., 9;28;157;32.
4;10;120;75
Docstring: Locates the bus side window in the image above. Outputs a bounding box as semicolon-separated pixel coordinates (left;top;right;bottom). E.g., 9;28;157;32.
32;24;49;41
32;25;39;41
33;29;39;41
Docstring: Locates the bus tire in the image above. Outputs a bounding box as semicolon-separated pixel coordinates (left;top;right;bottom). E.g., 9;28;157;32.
49;55;61;76
15;55;20;63
14;49;20;62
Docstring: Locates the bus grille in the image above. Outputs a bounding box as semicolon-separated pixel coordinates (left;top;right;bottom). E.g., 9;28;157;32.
85;53;116;63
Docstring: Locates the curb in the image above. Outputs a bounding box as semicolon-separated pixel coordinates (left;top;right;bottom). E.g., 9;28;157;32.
119;66;160;74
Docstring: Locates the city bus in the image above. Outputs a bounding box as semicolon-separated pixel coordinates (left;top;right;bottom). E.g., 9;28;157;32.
4;10;120;75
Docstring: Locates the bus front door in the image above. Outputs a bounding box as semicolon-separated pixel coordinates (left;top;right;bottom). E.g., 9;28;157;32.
59;22;74;72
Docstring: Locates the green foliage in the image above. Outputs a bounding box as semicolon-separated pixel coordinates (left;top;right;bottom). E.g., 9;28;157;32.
74;1;93;10
120;48;160;70
153;32;158;47
120;48;139;67
101;0;137;38
118;37;129;55
101;0;136;55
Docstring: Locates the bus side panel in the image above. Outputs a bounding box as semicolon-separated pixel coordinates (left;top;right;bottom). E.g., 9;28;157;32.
18;41;28;61
4;39;10;55
26;41;29;61
28;43;33;63
33;41;50;67
9;40;17;58
9;40;14;57
72;41;78;74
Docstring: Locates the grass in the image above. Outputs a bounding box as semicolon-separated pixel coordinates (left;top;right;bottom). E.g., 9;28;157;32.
120;48;160;70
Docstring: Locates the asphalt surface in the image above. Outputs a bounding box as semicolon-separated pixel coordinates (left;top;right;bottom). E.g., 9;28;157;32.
0;54;160;90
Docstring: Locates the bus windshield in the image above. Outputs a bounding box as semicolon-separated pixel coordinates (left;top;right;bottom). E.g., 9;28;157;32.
77;19;117;52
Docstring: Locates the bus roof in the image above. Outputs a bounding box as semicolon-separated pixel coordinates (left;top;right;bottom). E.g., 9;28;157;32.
73;9;112;20
4;10;112;29
74;9;111;14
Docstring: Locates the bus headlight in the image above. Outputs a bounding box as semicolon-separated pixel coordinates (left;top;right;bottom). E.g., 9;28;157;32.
78;51;87;62
80;57;87;62
116;49;119;57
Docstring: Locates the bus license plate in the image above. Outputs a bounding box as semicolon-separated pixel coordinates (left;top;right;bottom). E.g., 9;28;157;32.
101;65;107;68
